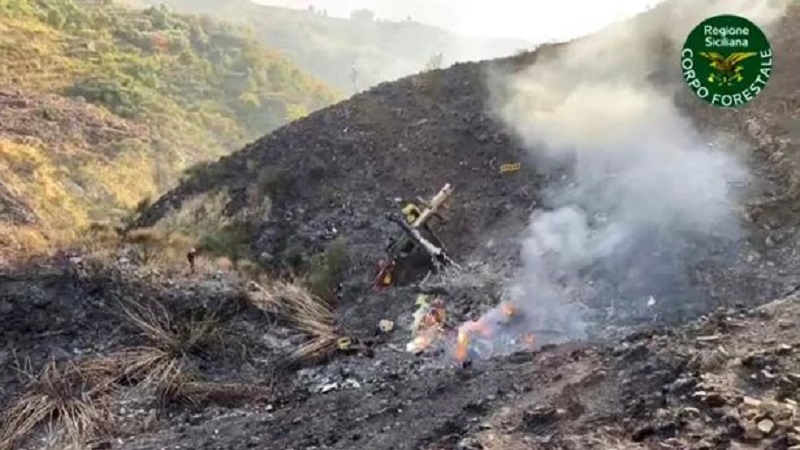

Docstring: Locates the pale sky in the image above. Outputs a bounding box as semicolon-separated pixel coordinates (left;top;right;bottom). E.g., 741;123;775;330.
255;0;666;41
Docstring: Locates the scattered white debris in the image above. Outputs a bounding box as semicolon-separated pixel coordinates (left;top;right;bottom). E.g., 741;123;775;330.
742;396;762;408
379;319;394;333
757;418;775;435
319;383;339;394
406;339;425;354
411;296;432;332
314;377;362;394
344;379;361;389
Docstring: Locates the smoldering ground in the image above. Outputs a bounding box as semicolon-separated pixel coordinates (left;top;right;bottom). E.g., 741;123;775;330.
472;0;791;342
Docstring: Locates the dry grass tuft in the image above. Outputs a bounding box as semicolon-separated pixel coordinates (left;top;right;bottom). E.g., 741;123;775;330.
249;279;342;362
0;223;51;259
0;299;246;449
119;300;222;400
122;301;221;356
0;360;115;450
154;372;201;408
244;279;281;314
123;228;166;266
291;337;341;363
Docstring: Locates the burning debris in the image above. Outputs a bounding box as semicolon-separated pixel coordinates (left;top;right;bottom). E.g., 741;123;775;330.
453;300;560;363
522;333;536;346
456;327;471;363
407;295;447;354
499;302;517;323
412;295;447;332
373;184;457;290
405;295;547;364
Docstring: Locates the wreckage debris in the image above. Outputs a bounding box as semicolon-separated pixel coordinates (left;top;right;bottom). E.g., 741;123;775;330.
376;184;457;290
336;337;375;358
407;295;448;354
456;328;470;362
499;162;521;174
404;294;544;363
411;295;446;333
372;259;396;290
522;333;536;347
379;319;395;333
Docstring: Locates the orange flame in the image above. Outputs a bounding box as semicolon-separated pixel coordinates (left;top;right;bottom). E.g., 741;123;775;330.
500;303;516;318
419;298;447;330
455;317;494;362
422;309;445;329
150;33;170;52
409;298;450;354
408;333;434;353
450;302;539;362
456;329;470;361
522;333;536;346
415;335;432;349
461;319;492;339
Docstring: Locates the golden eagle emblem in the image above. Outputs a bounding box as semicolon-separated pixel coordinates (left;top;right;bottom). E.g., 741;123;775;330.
698;51;758;86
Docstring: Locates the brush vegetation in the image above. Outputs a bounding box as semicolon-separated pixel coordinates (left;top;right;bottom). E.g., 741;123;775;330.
0;274;340;448
247;279;343;363
0;0;338;253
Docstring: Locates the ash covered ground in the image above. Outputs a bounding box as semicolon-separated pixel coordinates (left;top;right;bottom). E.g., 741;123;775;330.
3;1;800;449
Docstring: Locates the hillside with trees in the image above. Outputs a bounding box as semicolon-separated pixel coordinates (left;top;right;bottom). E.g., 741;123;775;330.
137;0;532;93
0;0;338;255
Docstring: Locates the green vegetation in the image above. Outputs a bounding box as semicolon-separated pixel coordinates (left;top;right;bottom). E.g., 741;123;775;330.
308;237;349;300
196;220;254;269
0;0;339;251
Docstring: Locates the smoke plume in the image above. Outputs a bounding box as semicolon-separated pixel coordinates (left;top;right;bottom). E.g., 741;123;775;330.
484;0;790;342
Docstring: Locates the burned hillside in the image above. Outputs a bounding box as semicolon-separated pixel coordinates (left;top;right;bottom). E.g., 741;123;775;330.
136;58;541;265
137;1;800;332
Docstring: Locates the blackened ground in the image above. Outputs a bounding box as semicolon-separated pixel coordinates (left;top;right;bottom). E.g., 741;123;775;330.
117;343;593;450
9;253;800;450
0;257;282;438
9;3;799;450
114;295;800;450
136;57;547;274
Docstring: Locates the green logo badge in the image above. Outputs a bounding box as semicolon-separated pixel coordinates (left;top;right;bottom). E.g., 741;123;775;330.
681;14;773;108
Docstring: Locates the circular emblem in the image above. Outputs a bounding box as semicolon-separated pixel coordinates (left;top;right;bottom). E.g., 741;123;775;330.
681;14;773;108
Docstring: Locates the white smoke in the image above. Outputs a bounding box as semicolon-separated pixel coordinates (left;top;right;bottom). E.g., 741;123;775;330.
487;0;790;339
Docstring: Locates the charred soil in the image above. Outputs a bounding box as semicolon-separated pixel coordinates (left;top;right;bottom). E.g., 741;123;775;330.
3;3;800;450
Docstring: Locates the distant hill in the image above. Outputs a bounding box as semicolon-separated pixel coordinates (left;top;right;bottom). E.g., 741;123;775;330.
0;0;338;254
136;0;533;93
